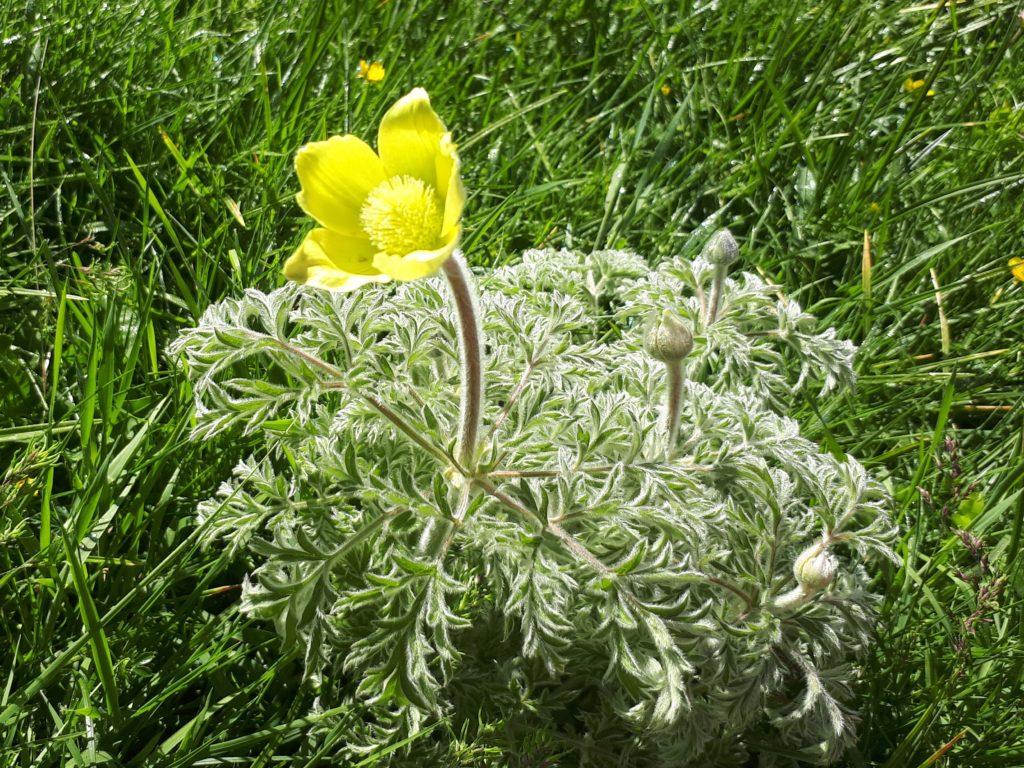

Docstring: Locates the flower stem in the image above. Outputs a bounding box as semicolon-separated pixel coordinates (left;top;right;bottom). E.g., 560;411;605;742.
665;360;684;455
705;264;727;326
442;252;484;469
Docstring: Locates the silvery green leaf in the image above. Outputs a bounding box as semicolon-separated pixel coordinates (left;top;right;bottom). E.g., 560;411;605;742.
170;246;895;764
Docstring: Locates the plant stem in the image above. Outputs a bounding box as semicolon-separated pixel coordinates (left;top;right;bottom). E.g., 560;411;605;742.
272;338;454;467
442;253;484;470
486;461;714;479
485;347;546;441
665;360;684;454
705;264;727;326
473;475;756;611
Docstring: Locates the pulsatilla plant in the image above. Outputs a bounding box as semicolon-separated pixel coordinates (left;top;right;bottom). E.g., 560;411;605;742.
171;90;897;766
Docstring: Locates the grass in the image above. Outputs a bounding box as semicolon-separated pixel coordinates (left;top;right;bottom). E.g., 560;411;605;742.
1;0;1023;764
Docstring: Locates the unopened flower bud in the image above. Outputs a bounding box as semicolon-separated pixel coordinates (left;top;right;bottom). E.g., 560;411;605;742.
701;228;739;266
793;545;838;592
643;310;693;363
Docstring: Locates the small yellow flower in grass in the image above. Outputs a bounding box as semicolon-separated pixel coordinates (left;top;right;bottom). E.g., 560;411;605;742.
284;88;465;290
903;78;935;97
1010;257;1024;283
357;59;386;83
660;83;672;96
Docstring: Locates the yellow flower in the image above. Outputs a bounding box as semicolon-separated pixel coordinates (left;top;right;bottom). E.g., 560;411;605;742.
660;83;671;96
903;77;935;97
357;59;386;83
1010;257;1024;282
284;88;465;290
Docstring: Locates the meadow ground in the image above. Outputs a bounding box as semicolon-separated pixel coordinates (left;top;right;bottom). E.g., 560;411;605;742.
1;0;1023;765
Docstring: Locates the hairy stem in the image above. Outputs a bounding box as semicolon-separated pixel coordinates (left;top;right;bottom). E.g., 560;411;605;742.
665;360;684;455
485;350;543;441
486;461;714;479
705;264;727;325
271;337;453;467
442;253;484;470
473;475;755;611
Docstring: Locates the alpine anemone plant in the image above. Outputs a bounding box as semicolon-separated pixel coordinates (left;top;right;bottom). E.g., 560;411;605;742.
171;89;897;767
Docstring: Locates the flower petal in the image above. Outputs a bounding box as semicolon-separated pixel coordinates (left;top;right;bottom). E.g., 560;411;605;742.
378;88;449;189
371;229;459;282
432;132;459;200
438;136;465;240
295;136;385;234
283;228;390;291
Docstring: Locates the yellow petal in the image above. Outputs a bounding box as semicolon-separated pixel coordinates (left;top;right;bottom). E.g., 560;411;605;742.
438;134;464;239
378;88;450;190
1010;257;1024;283
371;229;459;281
284;228;390;291
357;60;385;83
366;61;386;83
295;136;385;235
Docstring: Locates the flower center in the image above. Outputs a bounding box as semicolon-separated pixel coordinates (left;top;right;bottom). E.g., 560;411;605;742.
360;175;443;256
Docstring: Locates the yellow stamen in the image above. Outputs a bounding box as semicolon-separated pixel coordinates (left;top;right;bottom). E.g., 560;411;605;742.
360;175;443;256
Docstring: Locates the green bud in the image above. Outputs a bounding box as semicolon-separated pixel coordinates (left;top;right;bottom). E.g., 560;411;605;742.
701;228;739;266
793;544;838;592
644;310;693;363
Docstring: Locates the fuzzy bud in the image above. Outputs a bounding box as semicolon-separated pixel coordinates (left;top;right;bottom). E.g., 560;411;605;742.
793;545;838;592
643;310;693;363
701;228;739;266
